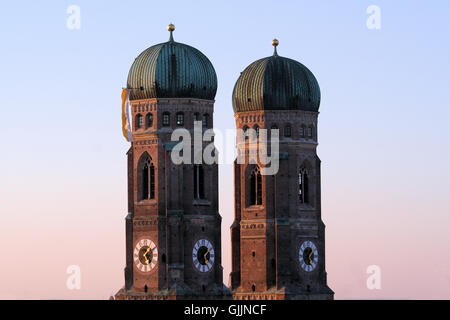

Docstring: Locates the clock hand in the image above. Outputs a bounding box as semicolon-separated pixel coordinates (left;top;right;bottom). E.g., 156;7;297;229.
308;249;314;265
204;248;211;265
143;247;151;265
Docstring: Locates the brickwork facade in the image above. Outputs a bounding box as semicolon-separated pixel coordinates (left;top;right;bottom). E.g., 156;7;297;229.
229;110;334;300
115;98;230;300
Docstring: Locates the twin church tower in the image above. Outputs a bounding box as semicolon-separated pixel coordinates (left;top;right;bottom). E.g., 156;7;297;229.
114;25;333;300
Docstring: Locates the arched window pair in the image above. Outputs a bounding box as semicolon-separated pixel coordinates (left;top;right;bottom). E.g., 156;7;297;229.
249;167;262;206
242;125;259;141
299;125;313;138
136;113;153;130
193;165;205;199
139;155;155;201
192;113;209;127
268;123;291;138
298;168;309;204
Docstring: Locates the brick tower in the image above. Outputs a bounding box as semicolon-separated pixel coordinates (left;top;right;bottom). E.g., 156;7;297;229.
115;25;230;300
229;40;334;300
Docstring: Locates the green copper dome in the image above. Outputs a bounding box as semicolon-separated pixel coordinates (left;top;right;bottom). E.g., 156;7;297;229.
127;26;217;101
232;41;320;113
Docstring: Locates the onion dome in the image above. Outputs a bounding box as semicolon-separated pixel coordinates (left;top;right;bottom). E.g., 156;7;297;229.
232;39;320;113
127;24;217;100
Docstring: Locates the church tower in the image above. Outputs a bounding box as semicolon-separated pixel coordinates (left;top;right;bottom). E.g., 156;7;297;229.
115;25;229;300
229;40;334;300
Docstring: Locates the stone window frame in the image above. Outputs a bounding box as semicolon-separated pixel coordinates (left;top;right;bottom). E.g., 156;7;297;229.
298;167;309;204
246;165;263;207
298;160;314;207
137;152;156;202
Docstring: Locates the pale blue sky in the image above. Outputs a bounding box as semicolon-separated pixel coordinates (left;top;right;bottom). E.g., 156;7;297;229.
0;0;449;299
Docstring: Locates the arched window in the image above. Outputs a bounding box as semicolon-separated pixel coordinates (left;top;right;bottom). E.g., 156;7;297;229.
162;112;170;126
135;114;143;130
202;114;209;127
298;168;309;204
193;165;205;199
242;126;249;141
249;167;262;206
139;155;155;201
253;125;260;138
284;124;292;137
145;113;153;129
142;160;149;199
176;112;184;126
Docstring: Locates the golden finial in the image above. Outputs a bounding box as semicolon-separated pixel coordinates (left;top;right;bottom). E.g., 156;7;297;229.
168;23;175;41
272;38;279;56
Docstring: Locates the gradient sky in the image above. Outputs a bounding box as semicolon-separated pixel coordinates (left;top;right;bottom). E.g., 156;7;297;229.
0;0;449;299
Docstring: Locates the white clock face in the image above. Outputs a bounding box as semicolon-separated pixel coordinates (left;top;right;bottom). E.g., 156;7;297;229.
134;238;158;273
192;239;215;273
299;240;318;272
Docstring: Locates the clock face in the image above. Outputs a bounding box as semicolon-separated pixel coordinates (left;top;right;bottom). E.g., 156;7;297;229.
134;238;158;273
299;240;318;272
192;239;215;273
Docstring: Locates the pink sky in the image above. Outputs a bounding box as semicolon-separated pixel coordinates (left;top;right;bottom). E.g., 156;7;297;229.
1;155;449;300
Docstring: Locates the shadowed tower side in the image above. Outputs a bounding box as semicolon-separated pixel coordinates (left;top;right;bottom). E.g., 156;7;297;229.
229;39;334;300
